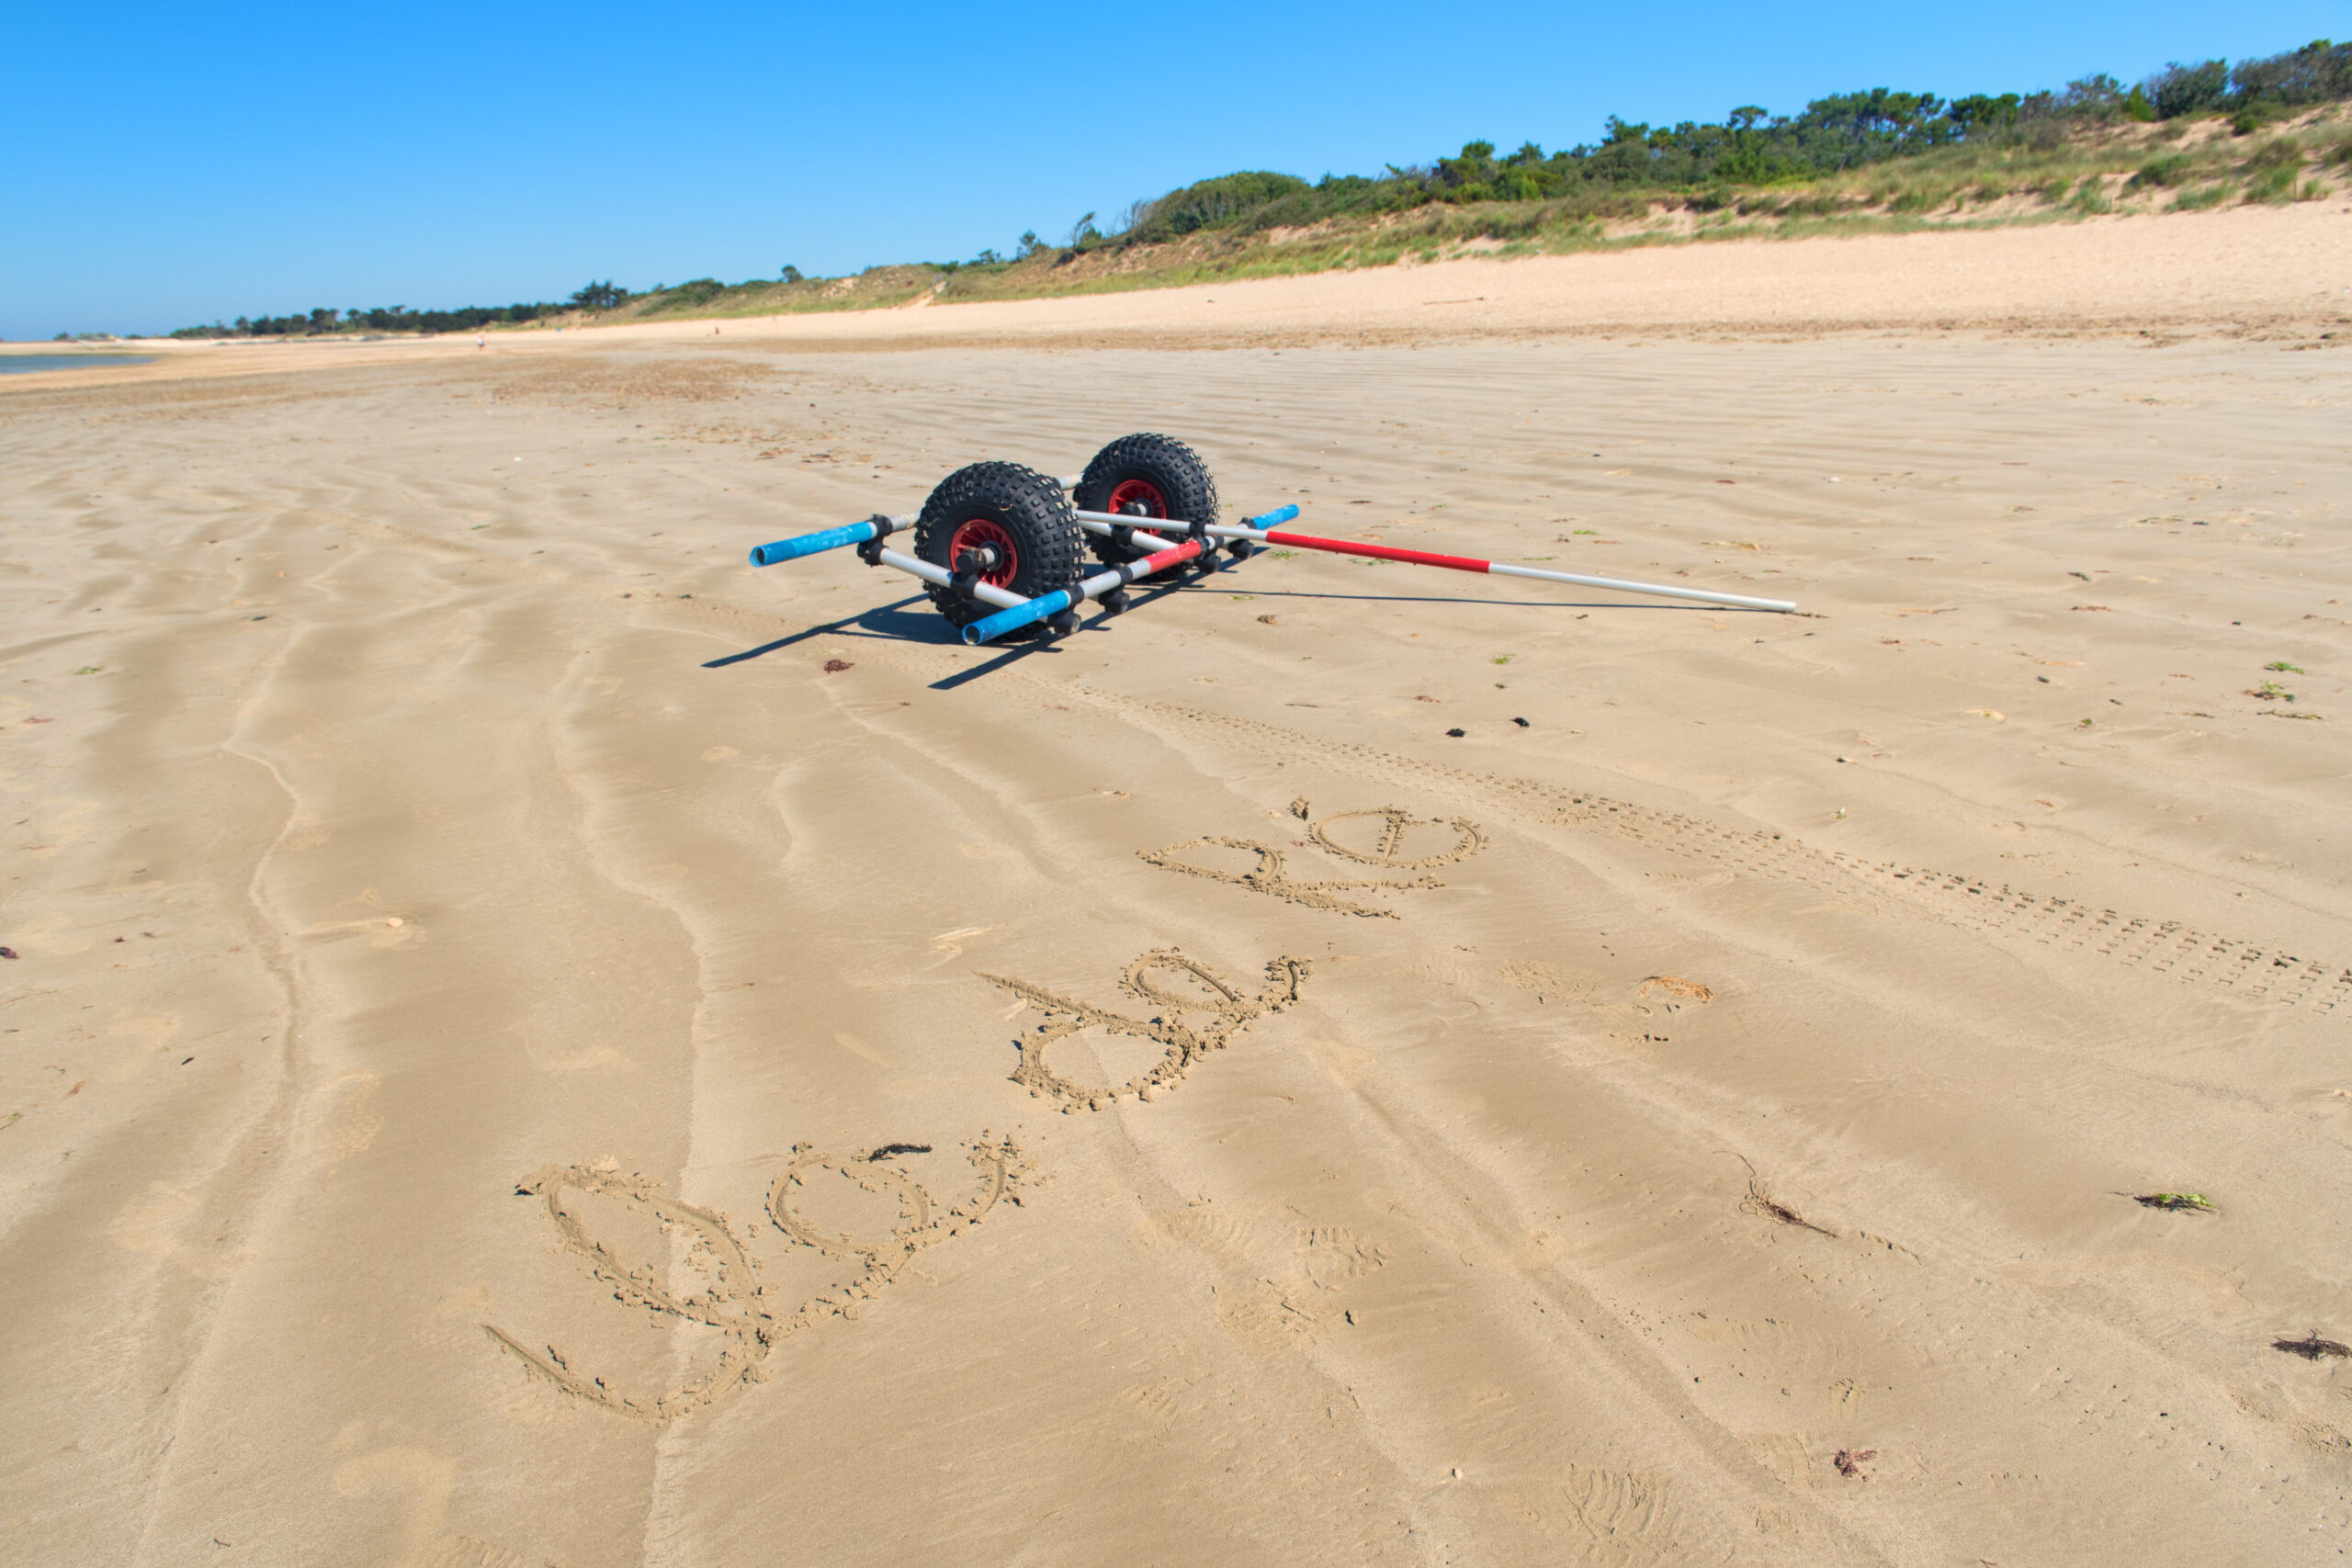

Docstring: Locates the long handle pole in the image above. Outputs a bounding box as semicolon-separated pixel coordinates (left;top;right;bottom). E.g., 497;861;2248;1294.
1078;508;1792;613
1247;526;1796;613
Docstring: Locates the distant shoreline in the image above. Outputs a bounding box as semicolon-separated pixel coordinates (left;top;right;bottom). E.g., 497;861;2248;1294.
4;202;2345;392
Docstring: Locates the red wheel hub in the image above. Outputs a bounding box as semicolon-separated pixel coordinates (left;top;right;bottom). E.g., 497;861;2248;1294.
947;517;1019;587
1105;478;1168;520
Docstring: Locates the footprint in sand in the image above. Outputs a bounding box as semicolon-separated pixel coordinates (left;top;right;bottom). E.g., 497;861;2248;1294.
1140;1210;1390;1345
1580;974;1719;1050
1497;959;1594;1005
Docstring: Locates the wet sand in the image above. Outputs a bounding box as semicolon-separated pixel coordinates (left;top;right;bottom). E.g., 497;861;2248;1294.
3;222;2350;1566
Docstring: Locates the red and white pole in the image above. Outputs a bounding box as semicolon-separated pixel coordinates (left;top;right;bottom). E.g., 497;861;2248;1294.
1250;525;1794;613
1073;508;1795;613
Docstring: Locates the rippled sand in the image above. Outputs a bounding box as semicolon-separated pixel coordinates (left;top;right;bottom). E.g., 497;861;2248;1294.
4;228;2350;1565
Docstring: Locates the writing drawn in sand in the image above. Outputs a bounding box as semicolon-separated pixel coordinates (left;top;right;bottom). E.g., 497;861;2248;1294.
482;1134;1031;1422
979;948;1311;1111
1139;801;1486;918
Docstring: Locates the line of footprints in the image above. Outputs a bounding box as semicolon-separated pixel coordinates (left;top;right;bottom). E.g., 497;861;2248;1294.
485;803;1487;1420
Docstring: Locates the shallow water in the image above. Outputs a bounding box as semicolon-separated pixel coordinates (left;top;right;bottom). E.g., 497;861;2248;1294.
0;354;155;375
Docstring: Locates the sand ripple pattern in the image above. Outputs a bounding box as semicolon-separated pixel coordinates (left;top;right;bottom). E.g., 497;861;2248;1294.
1105;697;2352;1016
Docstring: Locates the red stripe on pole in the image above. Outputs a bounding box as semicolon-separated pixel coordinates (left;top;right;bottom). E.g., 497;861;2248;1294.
1137;538;1205;575
1261;530;1494;574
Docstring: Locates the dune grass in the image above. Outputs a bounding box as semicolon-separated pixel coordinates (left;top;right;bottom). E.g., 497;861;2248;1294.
564;107;2344;329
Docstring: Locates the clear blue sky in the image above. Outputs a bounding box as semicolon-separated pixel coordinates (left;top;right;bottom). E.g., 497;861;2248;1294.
4;1;2342;338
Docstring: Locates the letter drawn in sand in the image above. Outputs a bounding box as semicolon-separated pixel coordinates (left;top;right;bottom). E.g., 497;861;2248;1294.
480;1166;769;1423
1139;803;1486;919
1309;807;1485;870
483;1135;1030;1422
766;1134;1032;1305
978;949;1312;1111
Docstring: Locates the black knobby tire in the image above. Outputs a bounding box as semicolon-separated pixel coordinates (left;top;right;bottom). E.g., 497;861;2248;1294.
1073;433;1219;566
913;461;1086;633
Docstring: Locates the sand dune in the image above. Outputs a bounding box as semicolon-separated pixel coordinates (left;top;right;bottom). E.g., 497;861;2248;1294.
3;220;2350;1565
7;196;2350;389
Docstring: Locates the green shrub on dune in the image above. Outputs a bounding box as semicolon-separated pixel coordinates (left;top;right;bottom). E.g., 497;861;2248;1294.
169;37;2352;337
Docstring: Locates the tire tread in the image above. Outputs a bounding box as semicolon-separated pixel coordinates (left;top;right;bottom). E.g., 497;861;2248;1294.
1074;433;1219;565
912;462;1085;632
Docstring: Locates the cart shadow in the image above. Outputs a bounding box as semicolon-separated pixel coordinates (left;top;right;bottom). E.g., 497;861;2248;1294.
701;593;953;669
928;645;1045;689
698;589;1077;689
701;576;1736;683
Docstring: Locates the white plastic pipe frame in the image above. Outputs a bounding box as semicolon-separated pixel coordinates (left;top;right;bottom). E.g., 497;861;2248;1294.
961;533;1208;644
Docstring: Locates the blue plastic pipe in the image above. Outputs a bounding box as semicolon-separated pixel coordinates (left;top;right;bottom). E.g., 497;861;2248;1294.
747;519;881;568
961;584;1083;646
1246;504;1301;528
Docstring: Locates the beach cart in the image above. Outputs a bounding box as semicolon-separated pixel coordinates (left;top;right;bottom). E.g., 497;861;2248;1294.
745;433;1794;644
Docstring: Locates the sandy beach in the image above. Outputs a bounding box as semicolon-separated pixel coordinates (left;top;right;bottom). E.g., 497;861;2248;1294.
4;213;2349;1566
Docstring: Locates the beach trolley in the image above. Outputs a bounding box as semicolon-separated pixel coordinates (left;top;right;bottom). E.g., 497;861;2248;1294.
745;434;1795;644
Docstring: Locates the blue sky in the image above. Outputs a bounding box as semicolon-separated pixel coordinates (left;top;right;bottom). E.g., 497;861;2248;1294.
4;1;2343;338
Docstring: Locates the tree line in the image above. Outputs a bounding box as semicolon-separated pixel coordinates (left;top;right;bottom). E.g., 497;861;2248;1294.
1105;39;2348;247
169;282;633;340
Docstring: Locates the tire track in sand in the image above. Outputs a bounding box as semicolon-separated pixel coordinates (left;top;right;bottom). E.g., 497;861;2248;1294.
1083;693;2352;1017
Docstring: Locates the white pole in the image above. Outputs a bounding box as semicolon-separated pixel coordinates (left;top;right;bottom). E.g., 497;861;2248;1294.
1073;513;1185;553
873;547;1028;610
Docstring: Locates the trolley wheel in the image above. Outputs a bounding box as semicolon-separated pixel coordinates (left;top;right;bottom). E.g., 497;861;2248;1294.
913;462;1086;634
1073;433;1219;566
